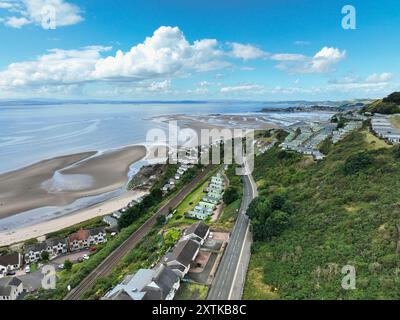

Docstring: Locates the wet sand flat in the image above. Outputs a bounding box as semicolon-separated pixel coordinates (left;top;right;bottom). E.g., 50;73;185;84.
0;145;146;219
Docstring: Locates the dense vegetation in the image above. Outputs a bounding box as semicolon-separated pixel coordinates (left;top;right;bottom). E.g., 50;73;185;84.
363;92;400;114
118;188;163;229
244;129;400;300
223;186;240;205
247;194;293;241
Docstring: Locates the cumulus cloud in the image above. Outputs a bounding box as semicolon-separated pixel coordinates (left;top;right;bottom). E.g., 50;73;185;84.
4;16;30;28
0;46;110;87
0;26;231;91
0;0;83;29
366;72;394;83
276;47;346;73
93;27;228;80
229;42;267;60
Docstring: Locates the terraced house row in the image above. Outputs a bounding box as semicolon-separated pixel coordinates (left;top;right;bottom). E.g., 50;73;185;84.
24;227;107;264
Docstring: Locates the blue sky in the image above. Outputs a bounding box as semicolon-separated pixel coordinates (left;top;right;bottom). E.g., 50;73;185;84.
0;0;399;101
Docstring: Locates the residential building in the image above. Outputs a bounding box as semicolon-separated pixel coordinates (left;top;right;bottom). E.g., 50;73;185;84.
24;238;67;264
182;222;210;245
104;264;180;300
68;228;106;251
0;277;23;300
0;253;22;277
164;239;200;278
112;211;123;219
103;216;118;227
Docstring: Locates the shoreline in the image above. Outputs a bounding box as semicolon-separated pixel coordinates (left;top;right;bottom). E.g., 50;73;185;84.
0;190;148;247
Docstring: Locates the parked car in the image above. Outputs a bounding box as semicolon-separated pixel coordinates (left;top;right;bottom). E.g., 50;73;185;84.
89;247;97;252
58;264;65;270
83;254;90;260
24;266;31;273
6;271;16;276
77;257;84;263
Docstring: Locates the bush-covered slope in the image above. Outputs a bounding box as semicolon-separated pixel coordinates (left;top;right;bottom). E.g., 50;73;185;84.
244;129;400;299
363;92;400;114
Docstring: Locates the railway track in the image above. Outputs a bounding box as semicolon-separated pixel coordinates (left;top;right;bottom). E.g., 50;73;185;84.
64;165;214;300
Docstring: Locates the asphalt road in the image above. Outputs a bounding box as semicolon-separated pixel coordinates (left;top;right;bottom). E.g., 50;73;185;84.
64;166;214;300
207;167;257;300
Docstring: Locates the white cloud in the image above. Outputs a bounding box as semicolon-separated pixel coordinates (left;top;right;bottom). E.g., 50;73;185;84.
0;1;14;9
0;26;231;90
148;80;171;92
0;46;110;87
92;26;228;80
0;0;83;29
187;87;209;94
220;84;264;94
198;81;222;87
276;47;346;73
229;42;267;60
271;53;307;61
4;16;30;28
366;72;394;83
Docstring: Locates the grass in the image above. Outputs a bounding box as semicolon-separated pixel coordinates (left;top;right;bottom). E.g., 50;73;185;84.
167;166;221;228
243;259;279;300
175;283;209;300
389;115;400;129
218;199;241;224
363;131;391;150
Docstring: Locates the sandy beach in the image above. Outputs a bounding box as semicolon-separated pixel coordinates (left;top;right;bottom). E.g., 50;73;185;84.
0;190;148;246
0;145;147;219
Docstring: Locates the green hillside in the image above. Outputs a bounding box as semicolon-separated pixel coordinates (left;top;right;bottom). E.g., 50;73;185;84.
363;92;400;114
244;128;400;300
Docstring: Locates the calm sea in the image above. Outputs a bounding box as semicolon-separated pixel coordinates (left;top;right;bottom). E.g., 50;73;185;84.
0;101;332;174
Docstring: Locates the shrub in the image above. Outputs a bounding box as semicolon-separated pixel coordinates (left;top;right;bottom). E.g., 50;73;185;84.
343;152;375;175
223;186;240;205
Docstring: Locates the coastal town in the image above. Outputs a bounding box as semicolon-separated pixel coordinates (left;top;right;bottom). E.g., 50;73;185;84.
2;103;400;300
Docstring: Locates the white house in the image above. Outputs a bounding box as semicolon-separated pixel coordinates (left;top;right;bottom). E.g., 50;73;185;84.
0;253;22;277
0;277;23;300
182;222;210;245
68;228;106;252
164;239;200;278
25;238;67;264
104;264;180;300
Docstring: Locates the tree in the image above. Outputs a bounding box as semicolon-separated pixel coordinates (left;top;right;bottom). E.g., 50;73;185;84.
223;187;240;205
64;259;73;271
41;251;49;262
265;210;290;238
343;152;375;175
249;195;293;241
